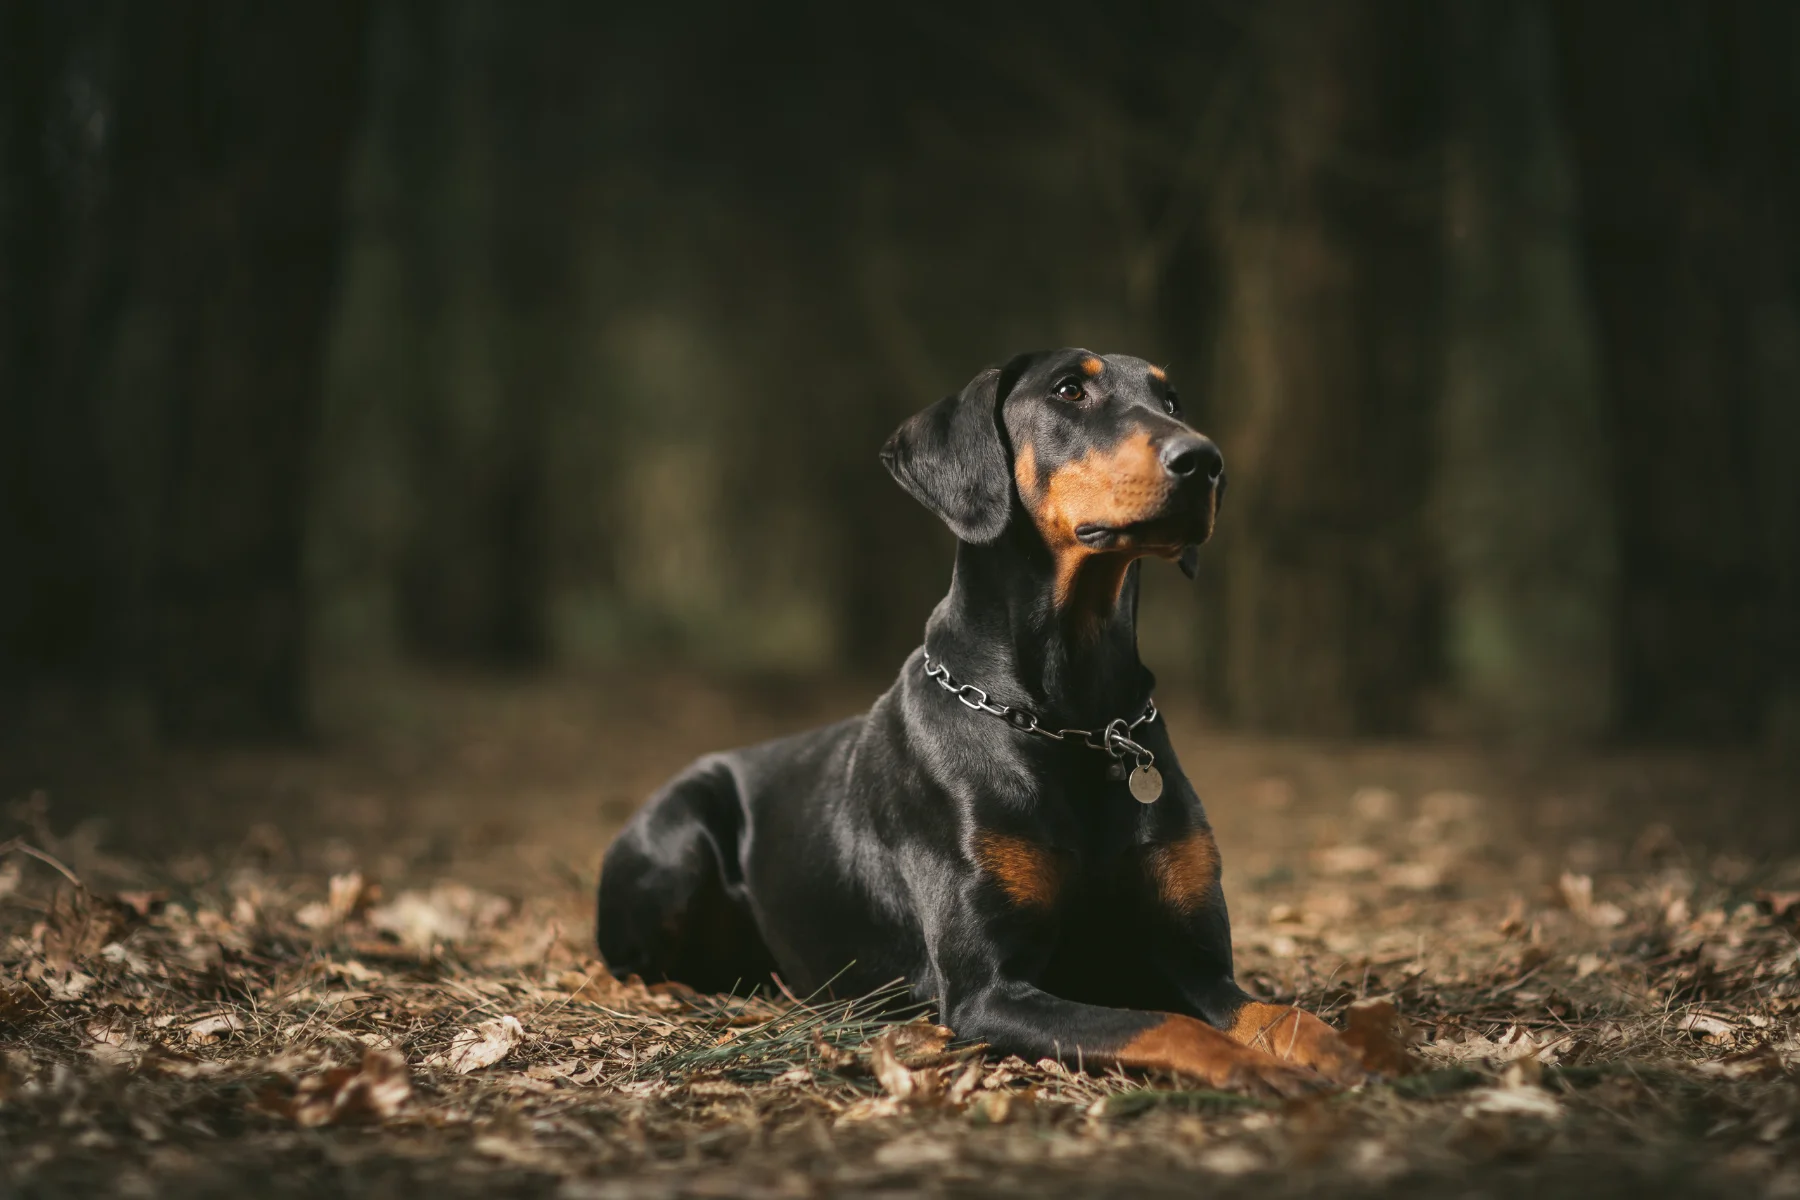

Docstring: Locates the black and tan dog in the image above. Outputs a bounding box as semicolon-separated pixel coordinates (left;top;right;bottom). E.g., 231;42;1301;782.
597;349;1364;1093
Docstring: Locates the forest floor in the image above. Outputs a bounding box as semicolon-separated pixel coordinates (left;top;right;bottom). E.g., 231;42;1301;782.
3;670;1800;1198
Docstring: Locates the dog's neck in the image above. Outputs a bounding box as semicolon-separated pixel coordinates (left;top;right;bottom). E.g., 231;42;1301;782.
923;532;1155;729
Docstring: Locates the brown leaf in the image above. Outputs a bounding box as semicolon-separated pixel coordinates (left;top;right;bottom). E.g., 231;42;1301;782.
285;1048;412;1127
1697;1043;1788;1080
1339;998;1419;1076
40;886;135;967
186;1013;247;1044
869;1029;943;1107
1497;895;1528;937
368;884;510;953
329;872;378;920
555;966;685;1013
811;1029;858;1072
1675;1012;1737;1040
885;1020;957;1066
945;1058;983;1107
429;1014;524;1073
0;982;46;1027
1558;872;1626;928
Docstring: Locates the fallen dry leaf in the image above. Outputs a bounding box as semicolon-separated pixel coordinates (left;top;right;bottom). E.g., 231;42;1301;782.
1463;1087;1563;1120
1675;1012;1737;1040
1559;872;1627;928
812;1029;858;1072
39;887;135;967
369;884;510;952
1696;1043;1788;1080
186;1013;246;1043
285;1048;412;1126
86;1017;145;1050
946;1058;983;1107
884;1019;957;1065
555;966;686;1013
430;1014;524;1073
1339;998;1419;1076
43;971;96;1002
0;982;45;1026
868;1028;943;1107
1433;1026;1561;1067
297;871;379;930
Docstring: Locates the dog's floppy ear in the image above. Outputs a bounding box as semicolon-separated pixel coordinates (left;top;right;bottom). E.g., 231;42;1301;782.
880;354;1038;544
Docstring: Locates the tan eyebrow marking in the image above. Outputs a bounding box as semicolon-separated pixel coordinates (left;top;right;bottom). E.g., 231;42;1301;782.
1079;356;1104;377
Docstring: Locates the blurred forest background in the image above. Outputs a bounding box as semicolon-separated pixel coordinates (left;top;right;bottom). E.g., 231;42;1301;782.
2;0;1797;750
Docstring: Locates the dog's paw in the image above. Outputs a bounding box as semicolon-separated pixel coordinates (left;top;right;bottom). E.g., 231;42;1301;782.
1232;1003;1374;1086
1292;1026;1374;1087
1223;1052;1331;1099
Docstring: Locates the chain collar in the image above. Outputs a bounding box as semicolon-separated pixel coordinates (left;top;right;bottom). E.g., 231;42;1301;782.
920;648;1159;773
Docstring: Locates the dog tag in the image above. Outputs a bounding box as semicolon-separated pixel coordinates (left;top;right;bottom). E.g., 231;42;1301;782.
1128;764;1163;803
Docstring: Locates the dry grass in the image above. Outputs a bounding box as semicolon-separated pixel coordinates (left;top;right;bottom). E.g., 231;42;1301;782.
3;674;1799;1198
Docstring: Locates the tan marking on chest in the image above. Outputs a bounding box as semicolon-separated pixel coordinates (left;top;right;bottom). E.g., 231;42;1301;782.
1143;829;1219;912
975;832;1066;909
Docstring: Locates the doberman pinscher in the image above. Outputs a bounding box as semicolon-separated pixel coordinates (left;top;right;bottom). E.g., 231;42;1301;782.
597;349;1365;1094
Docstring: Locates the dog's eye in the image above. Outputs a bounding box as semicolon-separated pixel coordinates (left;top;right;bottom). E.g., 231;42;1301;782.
1053;380;1085;402
1164;388;1181;417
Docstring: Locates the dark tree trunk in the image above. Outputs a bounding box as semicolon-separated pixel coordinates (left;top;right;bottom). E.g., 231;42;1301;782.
1555;2;1800;741
0;1;128;688
1433;0;1616;740
385;0;566;668
0;0;61;681
1207;0;1446;735
118;1;369;737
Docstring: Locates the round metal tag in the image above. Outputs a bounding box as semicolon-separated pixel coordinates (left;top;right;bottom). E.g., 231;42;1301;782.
1128;764;1163;804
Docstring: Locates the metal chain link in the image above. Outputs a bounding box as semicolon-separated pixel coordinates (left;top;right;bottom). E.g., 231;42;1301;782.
920;649;1158;769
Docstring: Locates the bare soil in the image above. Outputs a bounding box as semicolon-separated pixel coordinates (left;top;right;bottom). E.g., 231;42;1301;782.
3;670;1799;1198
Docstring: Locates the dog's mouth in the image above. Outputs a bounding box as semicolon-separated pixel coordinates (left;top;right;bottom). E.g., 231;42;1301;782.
1074;518;1199;551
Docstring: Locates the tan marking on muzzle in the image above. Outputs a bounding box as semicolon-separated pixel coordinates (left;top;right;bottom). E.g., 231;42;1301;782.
1027;431;1171;617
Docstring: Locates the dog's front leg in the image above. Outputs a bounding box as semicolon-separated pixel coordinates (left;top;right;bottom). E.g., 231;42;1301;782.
1139;829;1369;1084
938;976;1324;1097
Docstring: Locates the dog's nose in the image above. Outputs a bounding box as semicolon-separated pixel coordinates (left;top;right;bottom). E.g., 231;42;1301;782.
1160;435;1223;483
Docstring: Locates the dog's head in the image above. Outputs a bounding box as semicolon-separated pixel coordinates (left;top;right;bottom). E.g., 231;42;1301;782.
882;349;1225;620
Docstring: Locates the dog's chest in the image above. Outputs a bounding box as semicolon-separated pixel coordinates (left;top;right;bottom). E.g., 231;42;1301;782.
1034;848;1194;1009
